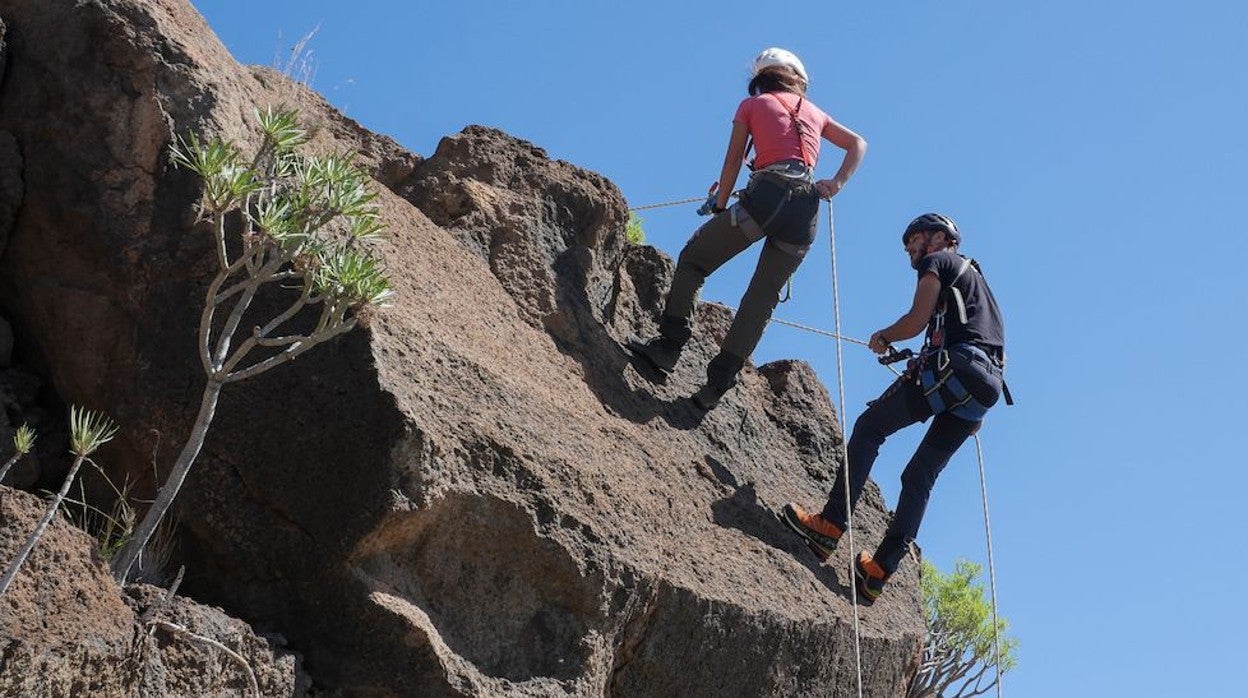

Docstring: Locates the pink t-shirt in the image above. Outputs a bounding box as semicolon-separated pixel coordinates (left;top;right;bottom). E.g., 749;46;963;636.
733;92;833;170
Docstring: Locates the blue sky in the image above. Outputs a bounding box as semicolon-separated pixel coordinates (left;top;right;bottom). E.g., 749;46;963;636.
193;2;1246;695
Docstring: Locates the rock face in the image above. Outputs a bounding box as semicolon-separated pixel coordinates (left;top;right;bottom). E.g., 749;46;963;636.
0;1;923;695
0;488;307;695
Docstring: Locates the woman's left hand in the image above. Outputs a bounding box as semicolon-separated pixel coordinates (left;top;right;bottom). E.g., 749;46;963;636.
816;178;843;199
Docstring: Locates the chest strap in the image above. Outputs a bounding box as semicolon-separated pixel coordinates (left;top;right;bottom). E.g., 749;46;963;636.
744;92;813;170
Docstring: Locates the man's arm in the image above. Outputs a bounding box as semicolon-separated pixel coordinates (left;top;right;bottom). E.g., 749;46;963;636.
868;272;941;353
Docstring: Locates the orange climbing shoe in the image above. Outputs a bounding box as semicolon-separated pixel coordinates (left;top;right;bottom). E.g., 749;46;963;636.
854;551;890;604
779;503;843;562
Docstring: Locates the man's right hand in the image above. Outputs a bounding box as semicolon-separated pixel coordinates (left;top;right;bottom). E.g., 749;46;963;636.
868;330;890;354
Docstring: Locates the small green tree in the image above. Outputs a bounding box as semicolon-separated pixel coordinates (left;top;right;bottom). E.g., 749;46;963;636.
625;211;646;245
0;407;116;596
0;424;36;483
111;107;392;581
908;559;1018;698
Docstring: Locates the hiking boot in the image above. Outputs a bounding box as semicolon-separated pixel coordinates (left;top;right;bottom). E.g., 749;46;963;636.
626;335;683;375
691;381;733;410
690;351;745;411
854;551;891;605
626;314;691;376
779;502;842;562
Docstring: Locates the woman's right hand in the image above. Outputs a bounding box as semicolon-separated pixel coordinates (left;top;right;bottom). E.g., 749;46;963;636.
816;178;843;199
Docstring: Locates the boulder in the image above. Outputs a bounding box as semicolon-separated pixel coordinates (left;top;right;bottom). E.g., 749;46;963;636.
0;19;17;258
0;1;923;695
0;315;12;368
0;130;19;266
0;487;307;695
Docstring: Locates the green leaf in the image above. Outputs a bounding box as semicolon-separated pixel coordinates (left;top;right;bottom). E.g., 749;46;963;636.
256;105;308;152
626;211;646;245
12;424;36;456
921;558;1018;676
68;406;119;458
170;133;234;179
169;133;268;212
314;246;394;308
348;210;386;241
252;196;308;251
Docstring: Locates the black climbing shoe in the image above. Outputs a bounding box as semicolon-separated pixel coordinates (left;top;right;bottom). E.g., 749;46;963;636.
626;335;683;375
690;351;745;411
691;380;733;410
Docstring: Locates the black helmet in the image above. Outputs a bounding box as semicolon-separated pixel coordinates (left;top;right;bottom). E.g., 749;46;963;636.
903;213;960;245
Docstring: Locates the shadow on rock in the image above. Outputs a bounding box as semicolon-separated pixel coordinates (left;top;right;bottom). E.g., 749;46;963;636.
624;349;670;386
543;246;712;429
705;456;851;597
652;389;709;430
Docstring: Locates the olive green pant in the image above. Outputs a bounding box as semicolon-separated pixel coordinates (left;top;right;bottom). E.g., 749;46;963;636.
664;203;807;361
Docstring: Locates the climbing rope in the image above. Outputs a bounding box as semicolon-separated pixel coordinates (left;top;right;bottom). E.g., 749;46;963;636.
720;311;904;378
766;317;870;346
826;200;865;698
974;434;1005;698
628;196;706;212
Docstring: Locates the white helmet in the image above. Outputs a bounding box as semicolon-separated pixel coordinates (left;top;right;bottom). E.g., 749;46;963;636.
752;47;808;83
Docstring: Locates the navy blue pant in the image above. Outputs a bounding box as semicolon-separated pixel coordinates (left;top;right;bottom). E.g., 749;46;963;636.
821;346;1002;574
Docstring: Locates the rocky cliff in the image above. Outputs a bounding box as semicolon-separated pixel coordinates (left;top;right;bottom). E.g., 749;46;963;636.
0;1;923;695
0;487;308;695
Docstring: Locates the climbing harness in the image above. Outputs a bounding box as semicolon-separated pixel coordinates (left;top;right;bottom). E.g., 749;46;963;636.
912;257;1013;421
825;200;865;698
919;348;995;422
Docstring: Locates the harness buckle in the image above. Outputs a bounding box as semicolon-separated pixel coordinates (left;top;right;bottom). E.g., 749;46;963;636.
878;347;914;366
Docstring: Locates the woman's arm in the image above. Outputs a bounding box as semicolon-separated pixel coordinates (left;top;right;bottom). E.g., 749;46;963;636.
715;121;751;210
816;118;867;199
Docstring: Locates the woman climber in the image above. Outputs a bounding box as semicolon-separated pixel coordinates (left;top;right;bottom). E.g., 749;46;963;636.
628;47;867;410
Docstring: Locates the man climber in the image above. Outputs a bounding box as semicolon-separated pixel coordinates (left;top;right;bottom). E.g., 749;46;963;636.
780;213;1008;603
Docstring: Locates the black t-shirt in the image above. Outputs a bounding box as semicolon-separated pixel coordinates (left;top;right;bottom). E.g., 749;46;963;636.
917;250;1005;352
